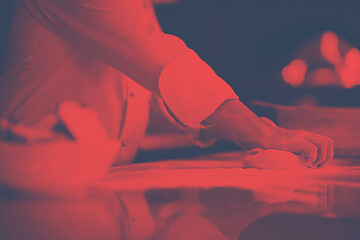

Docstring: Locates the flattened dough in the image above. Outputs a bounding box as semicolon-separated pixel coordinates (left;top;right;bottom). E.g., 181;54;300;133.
244;149;303;170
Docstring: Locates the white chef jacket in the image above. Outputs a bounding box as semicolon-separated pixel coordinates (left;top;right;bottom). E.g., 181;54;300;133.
0;0;238;163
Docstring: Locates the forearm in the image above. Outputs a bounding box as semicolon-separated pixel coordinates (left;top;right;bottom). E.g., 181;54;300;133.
202;99;271;149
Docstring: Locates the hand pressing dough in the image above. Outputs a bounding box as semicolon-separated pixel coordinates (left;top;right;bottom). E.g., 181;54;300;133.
244;149;303;170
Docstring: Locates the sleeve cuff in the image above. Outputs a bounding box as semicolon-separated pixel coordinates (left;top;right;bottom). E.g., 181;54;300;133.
184;128;218;148
158;49;239;128
156;97;217;148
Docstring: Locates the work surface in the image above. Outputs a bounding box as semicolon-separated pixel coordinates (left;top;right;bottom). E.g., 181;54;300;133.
1;151;359;240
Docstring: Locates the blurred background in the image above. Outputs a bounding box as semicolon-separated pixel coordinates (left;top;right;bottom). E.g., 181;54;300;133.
1;0;360;105
153;0;360;107
1;0;360;159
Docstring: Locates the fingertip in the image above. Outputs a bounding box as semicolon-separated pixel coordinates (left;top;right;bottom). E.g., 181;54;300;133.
326;140;335;162
306;134;331;167
301;142;318;166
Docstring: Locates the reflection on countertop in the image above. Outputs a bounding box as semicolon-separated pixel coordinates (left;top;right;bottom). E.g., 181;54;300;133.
0;151;359;240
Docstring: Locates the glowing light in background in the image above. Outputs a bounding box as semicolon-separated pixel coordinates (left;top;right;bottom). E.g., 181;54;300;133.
308;68;339;87
320;31;360;88
282;31;360;88
337;48;360;88
281;59;308;87
320;31;342;65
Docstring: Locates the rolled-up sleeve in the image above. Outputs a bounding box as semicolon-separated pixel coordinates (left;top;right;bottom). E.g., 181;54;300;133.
159;50;238;128
21;0;238;128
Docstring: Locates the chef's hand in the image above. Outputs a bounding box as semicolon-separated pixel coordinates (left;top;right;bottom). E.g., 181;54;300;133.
260;117;334;167
203;99;334;167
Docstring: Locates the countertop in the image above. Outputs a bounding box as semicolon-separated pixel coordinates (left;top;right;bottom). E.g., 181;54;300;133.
0;151;359;240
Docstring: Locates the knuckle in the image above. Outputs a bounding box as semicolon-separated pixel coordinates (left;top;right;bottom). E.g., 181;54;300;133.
294;131;307;140
321;136;334;146
309;143;318;152
302;144;317;160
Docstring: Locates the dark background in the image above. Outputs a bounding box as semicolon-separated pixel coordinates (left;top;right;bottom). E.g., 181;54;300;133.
1;0;360;106
153;0;360;106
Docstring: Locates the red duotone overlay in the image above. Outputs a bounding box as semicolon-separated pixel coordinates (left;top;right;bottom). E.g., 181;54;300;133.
0;1;358;240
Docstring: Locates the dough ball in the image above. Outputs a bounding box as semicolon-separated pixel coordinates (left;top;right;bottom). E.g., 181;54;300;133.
244;149;303;170
165;213;227;240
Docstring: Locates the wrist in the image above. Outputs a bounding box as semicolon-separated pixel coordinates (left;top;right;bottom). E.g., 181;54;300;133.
256;124;274;149
205;99;274;149
233;121;273;150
